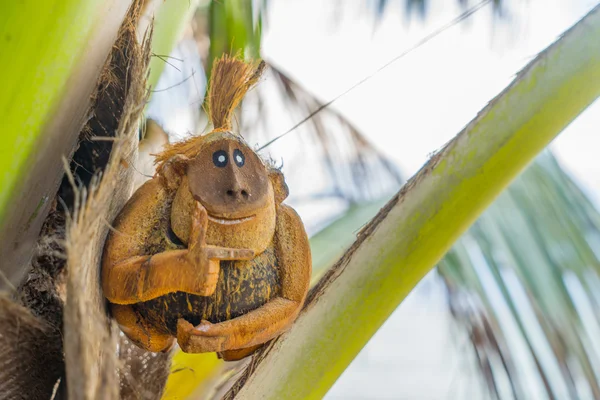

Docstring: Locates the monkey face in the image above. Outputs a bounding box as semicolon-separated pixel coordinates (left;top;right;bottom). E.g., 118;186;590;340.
170;133;285;254
187;137;270;220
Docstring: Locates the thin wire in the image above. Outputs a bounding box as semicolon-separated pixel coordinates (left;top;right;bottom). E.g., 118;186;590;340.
152;70;196;93
152;53;183;72
258;0;492;151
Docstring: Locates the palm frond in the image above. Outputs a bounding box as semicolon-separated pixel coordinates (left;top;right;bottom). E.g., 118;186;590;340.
439;151;600;399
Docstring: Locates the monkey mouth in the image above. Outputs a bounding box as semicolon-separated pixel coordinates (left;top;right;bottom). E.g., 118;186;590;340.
207;213;255;225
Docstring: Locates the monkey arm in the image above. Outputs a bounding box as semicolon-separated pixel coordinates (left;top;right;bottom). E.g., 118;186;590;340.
103;179;253;304
177;205;312;353
102;178;208;304
102;250;218;304
104;246;251;304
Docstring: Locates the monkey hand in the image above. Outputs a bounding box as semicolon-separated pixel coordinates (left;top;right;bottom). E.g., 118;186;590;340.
182;202;254;297
177;319;229;353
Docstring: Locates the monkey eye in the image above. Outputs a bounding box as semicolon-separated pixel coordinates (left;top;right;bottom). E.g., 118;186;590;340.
233;149;245;167
213;150;228;167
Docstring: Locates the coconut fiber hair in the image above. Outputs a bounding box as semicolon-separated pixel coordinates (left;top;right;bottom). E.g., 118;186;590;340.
154;55;266;167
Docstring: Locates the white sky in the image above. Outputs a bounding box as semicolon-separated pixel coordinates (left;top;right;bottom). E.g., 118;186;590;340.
262;0;600;205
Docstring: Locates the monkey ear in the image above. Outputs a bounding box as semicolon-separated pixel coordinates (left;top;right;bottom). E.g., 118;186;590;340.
156;154;190;191
269;168;289;204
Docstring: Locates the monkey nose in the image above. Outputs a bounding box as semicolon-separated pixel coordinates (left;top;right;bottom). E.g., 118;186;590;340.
225;188;250;201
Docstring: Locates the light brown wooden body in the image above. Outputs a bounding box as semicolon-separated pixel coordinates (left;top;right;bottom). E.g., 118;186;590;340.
102;174;311;360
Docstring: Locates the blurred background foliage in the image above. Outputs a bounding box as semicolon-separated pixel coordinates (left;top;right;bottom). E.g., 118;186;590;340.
439;152;600;399
144;0;600;398
375;0;505;18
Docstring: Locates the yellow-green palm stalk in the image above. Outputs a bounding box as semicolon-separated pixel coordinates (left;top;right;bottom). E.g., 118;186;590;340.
0;0;112;215
226;6;600;399
0;0;133;286
0;0;202;288
208;0;262;69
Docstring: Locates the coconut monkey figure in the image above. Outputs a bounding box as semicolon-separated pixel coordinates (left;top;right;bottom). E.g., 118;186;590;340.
101;56;311;361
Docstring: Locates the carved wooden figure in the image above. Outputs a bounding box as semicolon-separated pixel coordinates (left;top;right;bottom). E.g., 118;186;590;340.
101;56;311;361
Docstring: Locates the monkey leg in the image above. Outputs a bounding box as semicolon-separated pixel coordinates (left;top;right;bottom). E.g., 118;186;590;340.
218;344;263;361
112;304;175;353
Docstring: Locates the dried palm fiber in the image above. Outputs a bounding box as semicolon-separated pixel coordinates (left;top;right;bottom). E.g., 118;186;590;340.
0;1;173;399
154;55;266;167
0;296;65;399
62;2;174;399
5;208;68;400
